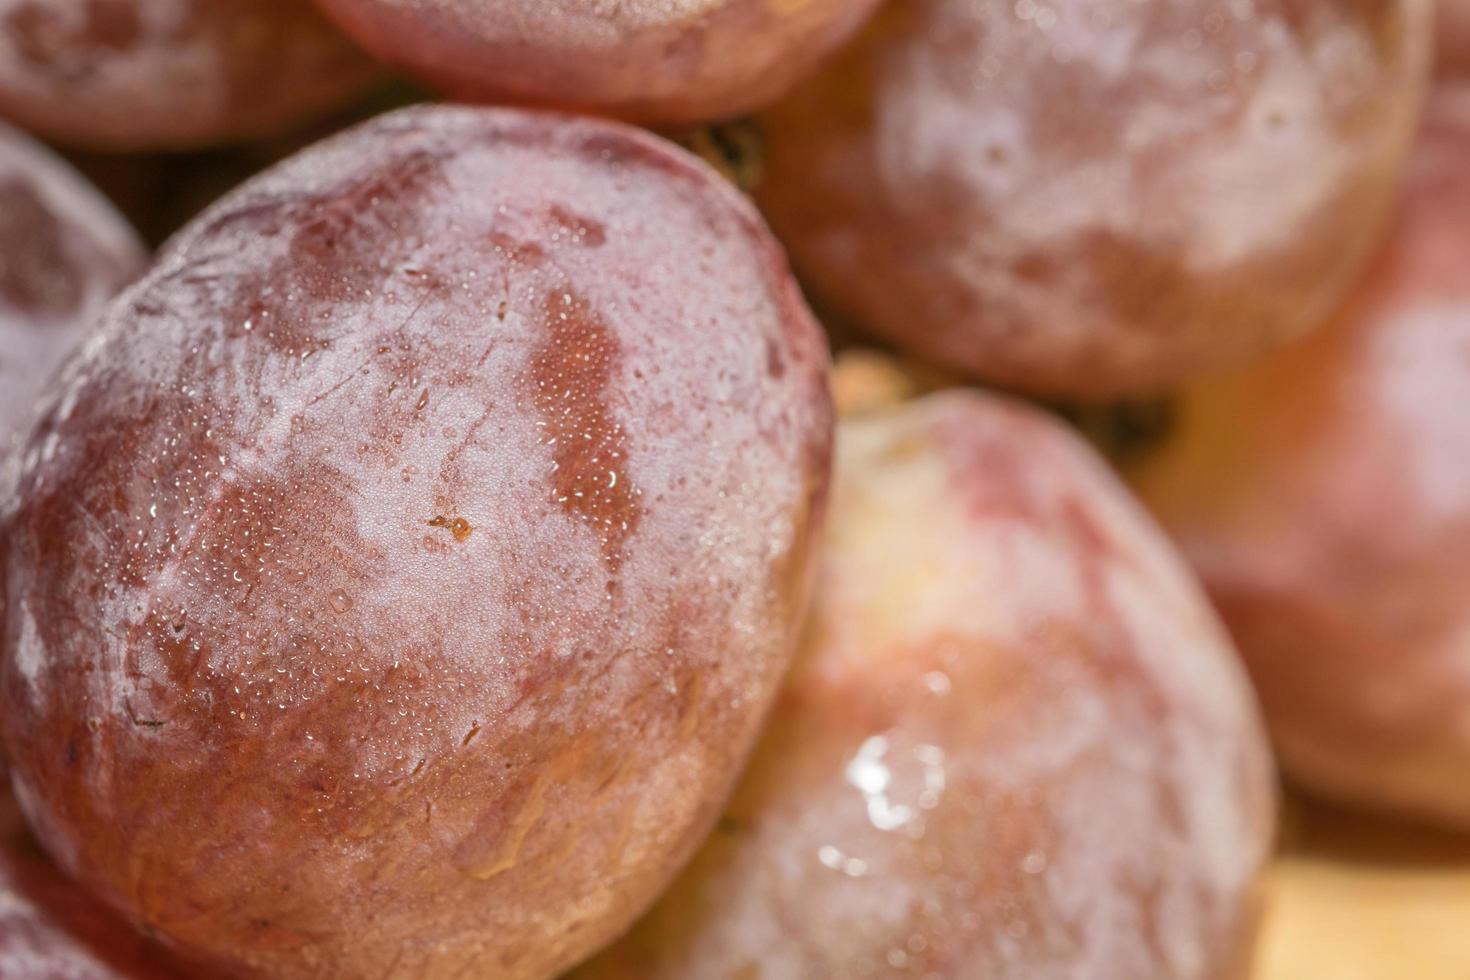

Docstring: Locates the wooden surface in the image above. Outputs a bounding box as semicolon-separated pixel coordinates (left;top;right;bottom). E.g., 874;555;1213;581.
1253;798;1470;979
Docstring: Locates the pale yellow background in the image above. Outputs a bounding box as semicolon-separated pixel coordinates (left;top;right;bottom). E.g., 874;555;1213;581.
1253;800;1470;979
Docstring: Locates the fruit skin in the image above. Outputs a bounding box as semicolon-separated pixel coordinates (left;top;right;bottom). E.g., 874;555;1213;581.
0;785;191;979
0;104;832;979
0;0;384;150
0;121;143;475
1441;0;1470;79
1130;99;1470;828
758;0;1433;399
311;0;883;126
577;382;1275;979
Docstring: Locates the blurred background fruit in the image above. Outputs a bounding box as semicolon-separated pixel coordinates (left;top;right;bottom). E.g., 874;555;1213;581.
758;0;1433;398
1130;96;1470;828
0;0;385;150
312;0;883;125
577;367;1274;979
0;120;142;469
1438;0;1470;80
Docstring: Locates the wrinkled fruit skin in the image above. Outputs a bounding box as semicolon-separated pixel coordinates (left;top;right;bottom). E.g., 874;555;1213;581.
758;0;1433;399
0;0;383;150
312;0;883;126
0;785;191;979
1131;101;1470;828
578;388;1275;979
0;105;833;979
0;121;143;472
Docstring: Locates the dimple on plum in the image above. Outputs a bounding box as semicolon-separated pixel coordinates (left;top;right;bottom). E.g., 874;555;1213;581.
310;0;884;125
0;105;833;979
758;0;1433;398
0;0;384;150
577;375;1275;979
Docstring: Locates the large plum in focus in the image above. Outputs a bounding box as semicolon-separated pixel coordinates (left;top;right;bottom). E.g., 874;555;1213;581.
758;0;1432;398
577;374;1275;979
311;0;883;125
0;121;142;471
0;0;384;150
1131;100;1470;828
0;785;191;979
0;105;833;979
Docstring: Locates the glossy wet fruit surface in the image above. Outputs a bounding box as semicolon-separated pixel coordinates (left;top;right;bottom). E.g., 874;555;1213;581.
312;0;883;125
1131;99;1470;829
0;105;832;979
759;0;1432;398
0;0;384;150
578;381;1274;979
0;121;143;471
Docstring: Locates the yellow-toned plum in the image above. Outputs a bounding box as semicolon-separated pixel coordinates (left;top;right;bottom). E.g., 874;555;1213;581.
578;376;1274;979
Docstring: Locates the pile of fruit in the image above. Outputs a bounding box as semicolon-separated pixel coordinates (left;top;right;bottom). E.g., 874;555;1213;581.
0;0;1465;977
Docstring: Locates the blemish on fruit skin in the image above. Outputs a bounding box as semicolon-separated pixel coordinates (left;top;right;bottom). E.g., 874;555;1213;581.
529;287;641;572
427;515;473;542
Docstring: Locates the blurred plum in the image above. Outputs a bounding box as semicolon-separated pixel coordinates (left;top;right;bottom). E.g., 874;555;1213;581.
1131;99;1470;827
312;0;882;125
578;373;1274;979
758;0;1433;398
0;0;384;150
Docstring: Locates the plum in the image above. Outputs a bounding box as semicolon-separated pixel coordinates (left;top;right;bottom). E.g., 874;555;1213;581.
576;369;1275;979
0;121;143;473
1130;99;1470;828
311;0;883;126
0;105;832;979
0;784;191;979
0;0;384;150
757;0;1433;398
1441;0;1470;79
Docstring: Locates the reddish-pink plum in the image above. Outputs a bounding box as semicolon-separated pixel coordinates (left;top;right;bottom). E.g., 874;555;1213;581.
0;785;191;979
1132;99;1470;828
0;0;384;150
0;105;832;979
758;0;1432;398
0;121;142;470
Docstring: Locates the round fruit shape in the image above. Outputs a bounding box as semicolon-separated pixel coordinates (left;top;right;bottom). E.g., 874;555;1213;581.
0;0;384;150
1131;99;1470;828
311;0;883;126
758;0;1433;398
0;121;143;472
0;785;191;979
578;376;1275;979
0;105;832;979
